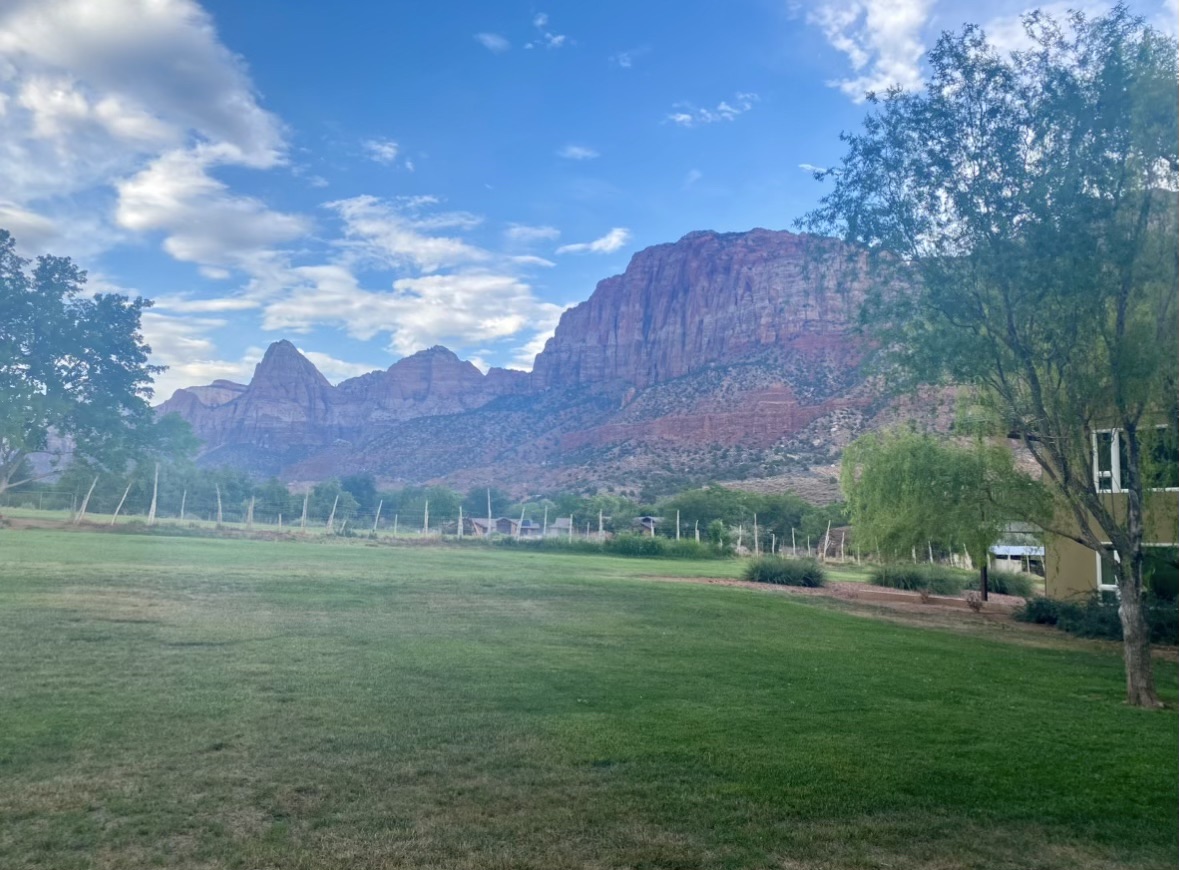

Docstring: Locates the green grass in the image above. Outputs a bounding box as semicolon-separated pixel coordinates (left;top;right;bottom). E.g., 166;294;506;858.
0;528;1175;869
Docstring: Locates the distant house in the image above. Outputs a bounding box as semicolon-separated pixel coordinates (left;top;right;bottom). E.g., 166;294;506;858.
467;517;543;537
633;516;662;536
988;524;1045;576
547;517;573;537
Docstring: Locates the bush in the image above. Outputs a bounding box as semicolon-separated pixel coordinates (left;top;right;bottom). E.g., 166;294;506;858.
870;564;967;595
743;556;826;587
489;533;721;560
1015;594;1178;645
967;570;1036;598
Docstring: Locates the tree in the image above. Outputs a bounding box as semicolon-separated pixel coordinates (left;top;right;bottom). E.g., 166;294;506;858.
803;6;1177;706
0;230;165;496
841;429;1047;597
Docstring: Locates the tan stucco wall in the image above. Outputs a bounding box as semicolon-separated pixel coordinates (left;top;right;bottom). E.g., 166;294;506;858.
1044;490;1179;598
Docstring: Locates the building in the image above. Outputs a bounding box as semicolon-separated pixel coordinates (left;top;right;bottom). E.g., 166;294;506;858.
1044;427;1178;598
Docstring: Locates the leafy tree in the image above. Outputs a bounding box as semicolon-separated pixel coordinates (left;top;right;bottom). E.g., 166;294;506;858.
340;474;379;514
803;7;1177;705
0;230;166;496
841;429;1047;598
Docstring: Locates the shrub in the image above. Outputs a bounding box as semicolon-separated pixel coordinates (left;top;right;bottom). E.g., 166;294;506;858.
967;570;1036;598
869;564;966;595
743;556;826;587
1015;594;1178;645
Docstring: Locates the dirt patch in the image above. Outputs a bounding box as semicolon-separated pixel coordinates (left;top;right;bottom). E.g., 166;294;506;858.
640;574;1179;660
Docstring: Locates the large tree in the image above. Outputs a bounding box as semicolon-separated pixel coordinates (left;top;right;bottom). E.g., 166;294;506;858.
0;230;164;496
803;7;1178;706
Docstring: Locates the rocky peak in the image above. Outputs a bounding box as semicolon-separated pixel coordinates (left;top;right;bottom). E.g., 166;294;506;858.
248;340;332;398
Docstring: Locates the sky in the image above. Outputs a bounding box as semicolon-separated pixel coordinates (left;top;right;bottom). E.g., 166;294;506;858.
2;0;1175;397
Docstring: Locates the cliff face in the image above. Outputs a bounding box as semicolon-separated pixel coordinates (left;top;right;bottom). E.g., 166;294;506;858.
159;229;879;493
531;229;860;393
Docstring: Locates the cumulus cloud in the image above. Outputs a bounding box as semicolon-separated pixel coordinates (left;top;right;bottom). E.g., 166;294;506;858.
474;32;510;53
0;0;292;268
556;227;631;255
557;144;599;160
666;92;759;127
153;294;261;314
140;310;257;397
115;146;309;271
262;264;566;359
807;0;934;100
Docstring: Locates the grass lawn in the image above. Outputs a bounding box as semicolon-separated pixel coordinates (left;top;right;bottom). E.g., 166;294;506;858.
0;528;1175;869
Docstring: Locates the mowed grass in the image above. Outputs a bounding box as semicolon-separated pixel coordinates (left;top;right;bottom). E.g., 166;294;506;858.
0;529;1175;870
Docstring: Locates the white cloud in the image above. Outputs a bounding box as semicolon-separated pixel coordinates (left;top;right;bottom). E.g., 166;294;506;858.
115;146;309;270
558;144;600;160
505;223;561;244
526;11;568;49
683;168;703;187
798;162;826;173
0;201;58;250
807;0;934;100
262;264;566;359
298;349;379;383
474;32;510;53
362;137;400;164
0;0;291;268
666;92;759;127
154;294;261;314
326;194;489;273
556;227;631;255
140;310;261;397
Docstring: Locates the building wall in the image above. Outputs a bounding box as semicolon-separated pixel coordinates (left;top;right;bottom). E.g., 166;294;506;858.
1044;490;1179;598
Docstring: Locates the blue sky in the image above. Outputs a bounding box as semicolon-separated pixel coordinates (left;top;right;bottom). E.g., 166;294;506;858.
1;0;1174;396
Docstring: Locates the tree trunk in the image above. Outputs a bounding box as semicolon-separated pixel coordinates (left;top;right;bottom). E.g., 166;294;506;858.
1117;551;1162;708
979;561;989;602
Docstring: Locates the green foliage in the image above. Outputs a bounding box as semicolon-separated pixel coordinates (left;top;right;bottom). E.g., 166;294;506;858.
490;533;721;560
870;565;968;596
742;556;826;587
842;428;1047;571
0;230;185;493
967;570;1036;598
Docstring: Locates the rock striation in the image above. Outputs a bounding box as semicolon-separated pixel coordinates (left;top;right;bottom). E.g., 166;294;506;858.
159;229;881;491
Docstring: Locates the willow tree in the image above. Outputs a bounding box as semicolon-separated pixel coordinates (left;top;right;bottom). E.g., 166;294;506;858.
841;429;1047;599
803;7;1178;706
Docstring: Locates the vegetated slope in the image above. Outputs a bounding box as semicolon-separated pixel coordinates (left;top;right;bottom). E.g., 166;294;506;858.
160;228;896;495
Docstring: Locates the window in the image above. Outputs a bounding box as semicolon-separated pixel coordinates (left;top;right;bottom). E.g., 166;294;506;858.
1091;425;1178;493
1095;545;1179;598
1095;546;1120;592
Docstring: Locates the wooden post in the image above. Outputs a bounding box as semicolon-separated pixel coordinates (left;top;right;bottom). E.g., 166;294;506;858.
599;509;604;541
458;504;464;539
840;531;846;562
246;496;255;529
771;532;776;555
791;528;797;556
821;520;832;562
300;491;309;531
568;516;573;541
326;494;339;531
423;498;429;536
676;510;681;541
147;463;159;525
736;524;744;552
373;499;383;532
807;535;811;555
928;541;934;563
111;480;133;525
179;488;187;521
694;520;700;543
74;475;99;525
542;505;548;536
278;513;283;530
487;488;493;537
393;513;398;535
753;514;759;557
215;484;224;528
516;504;526;539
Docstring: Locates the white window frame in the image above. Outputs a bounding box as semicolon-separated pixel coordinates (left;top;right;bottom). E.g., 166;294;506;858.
1091;425;1179;494
1095;542;1179;593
